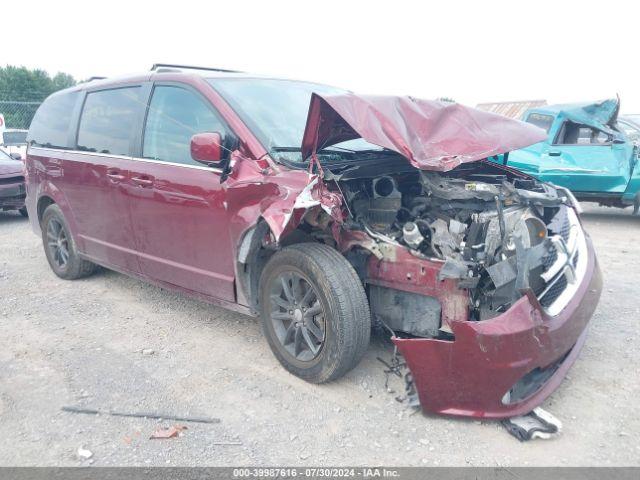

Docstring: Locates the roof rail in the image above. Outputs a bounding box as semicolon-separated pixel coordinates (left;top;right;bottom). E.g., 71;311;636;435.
83;76;107;82
150;63;242;74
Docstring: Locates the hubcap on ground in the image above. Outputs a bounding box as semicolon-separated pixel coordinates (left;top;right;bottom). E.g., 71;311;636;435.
269;272;326;362
46;218;69;268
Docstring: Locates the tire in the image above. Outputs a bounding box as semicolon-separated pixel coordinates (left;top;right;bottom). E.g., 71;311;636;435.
633;193;640;216
19;206;28;218
41;204;97;280
259;243;371;383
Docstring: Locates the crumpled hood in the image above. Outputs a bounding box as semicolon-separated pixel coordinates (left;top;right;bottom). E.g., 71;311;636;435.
0;159;23;176
553;98;621;137
301;93;547;172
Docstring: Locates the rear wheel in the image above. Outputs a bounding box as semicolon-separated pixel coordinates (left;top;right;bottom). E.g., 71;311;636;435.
41;204;97;280
259;243;371;383
19;207;28;218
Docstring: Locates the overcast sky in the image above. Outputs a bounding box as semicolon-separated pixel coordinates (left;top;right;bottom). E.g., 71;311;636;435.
4;0;639;112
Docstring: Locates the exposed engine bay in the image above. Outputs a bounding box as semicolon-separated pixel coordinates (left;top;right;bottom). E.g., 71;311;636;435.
328;159;582;335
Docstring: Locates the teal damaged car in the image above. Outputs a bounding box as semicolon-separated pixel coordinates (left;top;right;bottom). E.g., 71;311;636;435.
495;99;640;214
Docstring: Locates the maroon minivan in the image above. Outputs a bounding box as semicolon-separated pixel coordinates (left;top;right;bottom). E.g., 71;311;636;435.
25;65;602;418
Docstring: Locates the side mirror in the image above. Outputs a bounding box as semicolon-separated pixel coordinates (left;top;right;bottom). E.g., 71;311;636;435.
9;152;22;161
190;132;223;165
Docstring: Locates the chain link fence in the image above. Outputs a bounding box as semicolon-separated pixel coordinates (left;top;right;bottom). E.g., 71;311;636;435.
0;100;41;130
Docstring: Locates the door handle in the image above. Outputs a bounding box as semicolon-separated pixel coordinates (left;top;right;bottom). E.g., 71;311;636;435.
547;151;562;157
106;168;125;181
131;175;154;187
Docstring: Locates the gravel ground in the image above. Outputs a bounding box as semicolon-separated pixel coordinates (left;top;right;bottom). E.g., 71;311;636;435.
0;204;638;466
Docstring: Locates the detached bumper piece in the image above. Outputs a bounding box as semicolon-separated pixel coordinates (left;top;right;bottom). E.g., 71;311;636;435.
502;407;562;441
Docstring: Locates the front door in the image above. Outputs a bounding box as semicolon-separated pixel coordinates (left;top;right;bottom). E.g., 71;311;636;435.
126;84;236;301
538;121;633;193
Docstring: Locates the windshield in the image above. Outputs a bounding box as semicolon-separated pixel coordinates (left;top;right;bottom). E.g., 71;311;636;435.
1;131;28;145
619;117;640;142
622;115;640;128
208;78;382;162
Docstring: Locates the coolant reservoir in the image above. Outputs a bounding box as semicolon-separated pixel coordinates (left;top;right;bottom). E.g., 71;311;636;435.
403;222;424;249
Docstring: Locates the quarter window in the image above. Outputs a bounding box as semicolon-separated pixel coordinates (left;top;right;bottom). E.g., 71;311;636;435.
143;86;227;165
525;113;554;133
77;87;141;155
27;91;79;149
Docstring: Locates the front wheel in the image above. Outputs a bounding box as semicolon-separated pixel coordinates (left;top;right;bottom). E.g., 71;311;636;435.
259;243;371;383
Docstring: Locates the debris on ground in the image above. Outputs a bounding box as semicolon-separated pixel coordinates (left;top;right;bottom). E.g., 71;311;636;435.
77;447;93;459
61;405;220;424
141;348;155;356
377;346;419;407
123;431;141;445
150;425;187;440
502;407;563;441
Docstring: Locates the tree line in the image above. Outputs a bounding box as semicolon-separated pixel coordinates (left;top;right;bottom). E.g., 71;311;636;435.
0;65;76;102
0;66;77;129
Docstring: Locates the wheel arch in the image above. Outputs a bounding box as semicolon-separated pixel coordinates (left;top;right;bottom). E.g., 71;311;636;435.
33;181;83;250
235;218;332;313
37;195;56;224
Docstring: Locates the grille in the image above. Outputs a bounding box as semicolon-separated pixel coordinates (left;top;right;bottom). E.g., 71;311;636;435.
539;274;568;308
551;207;571;242
0;175;24;186
536;207;584;311
542;247;558;270
0;194;26;206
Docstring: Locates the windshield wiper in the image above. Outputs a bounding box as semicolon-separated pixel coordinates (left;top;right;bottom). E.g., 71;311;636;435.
271;146;353;153
271;146;302;152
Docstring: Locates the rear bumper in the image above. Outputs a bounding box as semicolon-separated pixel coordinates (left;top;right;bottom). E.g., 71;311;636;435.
393;234;602;419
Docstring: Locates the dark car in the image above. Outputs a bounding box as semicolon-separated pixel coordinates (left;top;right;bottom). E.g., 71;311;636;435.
24;65;602;419
0;148;27;216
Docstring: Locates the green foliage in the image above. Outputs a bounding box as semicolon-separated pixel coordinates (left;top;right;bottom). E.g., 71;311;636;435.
0;65;76;101
0;66;77;129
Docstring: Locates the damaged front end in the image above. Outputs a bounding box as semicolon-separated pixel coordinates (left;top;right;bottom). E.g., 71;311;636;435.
329;159;602;418
257;93;602;418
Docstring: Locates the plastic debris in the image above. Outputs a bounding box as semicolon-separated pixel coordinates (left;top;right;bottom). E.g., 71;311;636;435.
502;407;562;441
149;425;187;440
77;447;93;459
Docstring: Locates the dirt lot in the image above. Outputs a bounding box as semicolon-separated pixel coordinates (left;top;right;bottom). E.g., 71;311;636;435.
0;205;638;466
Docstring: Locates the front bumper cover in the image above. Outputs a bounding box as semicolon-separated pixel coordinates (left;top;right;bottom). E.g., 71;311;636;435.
393;234;602;419
0;180;26;209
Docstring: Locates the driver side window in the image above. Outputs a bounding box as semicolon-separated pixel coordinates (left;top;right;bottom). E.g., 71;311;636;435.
555;121;611;145
143;85;227;165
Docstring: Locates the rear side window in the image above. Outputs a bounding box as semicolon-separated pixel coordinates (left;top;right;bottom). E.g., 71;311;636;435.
77;87;141;155
525;113;554;133
142;85;227;165
27;91;79;149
